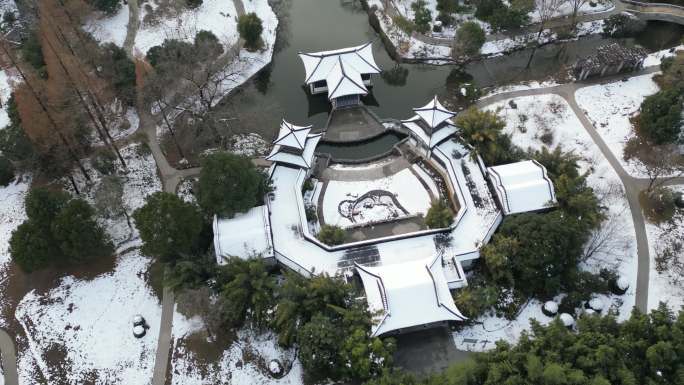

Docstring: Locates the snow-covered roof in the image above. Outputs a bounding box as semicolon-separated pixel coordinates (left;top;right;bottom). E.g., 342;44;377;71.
214;206;273;262
402;118;458;149
487;160;556;215
298;42;380;85
412;96;456;130
273;120;313;150
267;133;323;169
326;58;368;100
356;256;467;337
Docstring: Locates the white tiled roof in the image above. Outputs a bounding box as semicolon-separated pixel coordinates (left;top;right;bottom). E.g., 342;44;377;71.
356;256;467;337
487;160;557;215
267;133;323;169
298;42;380;87
326;58;368;100
273;120;312;150
413;96;456;129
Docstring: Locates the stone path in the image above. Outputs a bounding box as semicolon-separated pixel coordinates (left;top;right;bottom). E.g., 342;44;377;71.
151;287;175;385
0;328;18;385
476;65;670;313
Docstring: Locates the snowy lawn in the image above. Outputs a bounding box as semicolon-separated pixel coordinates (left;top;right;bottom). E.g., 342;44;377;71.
0;178;30;327
457;94;637;351
322;168;433;228
528;0;614;23
575;73;661;178
645;185;684;312
15;249;162;384
169;307;303;385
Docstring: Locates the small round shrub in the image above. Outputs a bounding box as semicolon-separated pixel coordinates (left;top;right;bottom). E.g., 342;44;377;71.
0;156;15;186
317;225;346;246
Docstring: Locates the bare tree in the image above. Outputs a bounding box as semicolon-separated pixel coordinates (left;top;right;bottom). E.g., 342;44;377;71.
582;182;629;262
567;0;588;27
634;144;684;193
526;0;566;68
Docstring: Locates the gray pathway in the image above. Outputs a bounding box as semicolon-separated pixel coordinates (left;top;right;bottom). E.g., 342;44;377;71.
152;287;175;385
477;66;670;313
0;329;18;385
123;0;140;56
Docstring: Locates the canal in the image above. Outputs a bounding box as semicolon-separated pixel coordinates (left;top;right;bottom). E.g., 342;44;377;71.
212;0;682;146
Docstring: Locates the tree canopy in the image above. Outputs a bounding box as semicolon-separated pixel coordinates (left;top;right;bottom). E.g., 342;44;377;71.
237;13;264;50
637;88;683;145
456;107;524;165
133;192;203;262
10;187;112;272
366;304;684;385
197;152;270;217
425;200;454;228
452;22;486;58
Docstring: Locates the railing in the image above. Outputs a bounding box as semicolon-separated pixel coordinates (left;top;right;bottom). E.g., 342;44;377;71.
622;0;684;11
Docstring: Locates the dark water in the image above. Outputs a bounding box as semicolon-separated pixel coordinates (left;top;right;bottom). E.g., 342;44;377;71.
221;0;683;138
316;131;406;161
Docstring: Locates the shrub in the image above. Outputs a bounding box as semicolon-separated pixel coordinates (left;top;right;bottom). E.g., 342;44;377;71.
411;0;432;34
237;12;264;50
392;15;416;34
133;192;204;261
88;0;122;15
317;225;346;245
305;205;318;222
436;11;455;26
92;150;117;175
2;11;16;25
0;156;14;186
640;187;677;223
0;95;33;163
99;43;136;106
636;89;683;145
452;21;485;58
602;13;646;37
474;0;503;20
21;29;46;77
186;0;203;8
197;152;271;217
425;200;453;228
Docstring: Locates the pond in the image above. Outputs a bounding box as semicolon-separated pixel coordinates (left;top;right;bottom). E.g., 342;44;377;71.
215;0;682;141
316;131;407;161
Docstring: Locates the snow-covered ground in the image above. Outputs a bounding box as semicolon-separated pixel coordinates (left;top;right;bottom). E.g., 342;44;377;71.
643;44;684;67
15;249;162;384
322;167;433;228
86;0;278;114
169;309;303;385
0;178;29;327
528;0;614;23
458;94;637;351
575;73;660;178
84;4;129;47
14;142;163;383
482;20;603;57
645;185;684;312
0;69;14;129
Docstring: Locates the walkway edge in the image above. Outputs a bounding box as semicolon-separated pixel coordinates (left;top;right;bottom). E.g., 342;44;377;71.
151;287;175;385
0;328;18;385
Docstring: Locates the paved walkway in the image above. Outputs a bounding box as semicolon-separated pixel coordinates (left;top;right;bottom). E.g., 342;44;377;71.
152;287;175;385
477;65;670;313
0;329;18;385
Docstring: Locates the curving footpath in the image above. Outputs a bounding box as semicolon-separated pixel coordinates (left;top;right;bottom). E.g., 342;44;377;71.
477;66;672;313
0;328;18;385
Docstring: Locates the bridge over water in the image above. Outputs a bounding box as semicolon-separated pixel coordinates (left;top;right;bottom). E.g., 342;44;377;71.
622;0;684;24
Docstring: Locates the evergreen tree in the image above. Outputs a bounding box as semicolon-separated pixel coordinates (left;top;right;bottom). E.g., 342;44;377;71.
237;13;264;50
51;199;113;262
197;152;270;217
133;192;203;261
